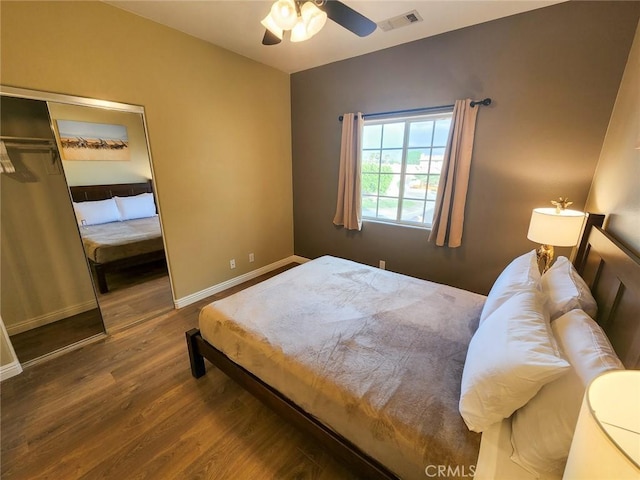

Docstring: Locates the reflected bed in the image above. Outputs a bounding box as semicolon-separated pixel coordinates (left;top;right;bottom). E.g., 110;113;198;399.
70;181;165;293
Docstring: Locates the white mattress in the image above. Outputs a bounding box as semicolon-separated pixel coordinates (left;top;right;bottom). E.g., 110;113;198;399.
199;256;486;479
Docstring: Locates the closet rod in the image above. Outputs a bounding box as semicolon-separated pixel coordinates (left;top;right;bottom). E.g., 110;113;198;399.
338;98;492;122
0;135;56;144
0;136;58;153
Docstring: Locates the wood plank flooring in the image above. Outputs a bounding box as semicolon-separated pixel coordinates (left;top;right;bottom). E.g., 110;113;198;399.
1;264;359;480
9;308;104;364
97;260;174;333
10;260;172;364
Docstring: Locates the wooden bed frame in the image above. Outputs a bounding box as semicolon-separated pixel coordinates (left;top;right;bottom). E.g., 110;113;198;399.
185;213;640;478
69;180;165;294
574;215;640;368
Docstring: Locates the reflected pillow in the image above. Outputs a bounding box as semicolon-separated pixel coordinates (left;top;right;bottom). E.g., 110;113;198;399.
73;198;121;226
510;309;623;477
480;250;540;324
460;288;569;433
541;256;597;321
114;193;156;220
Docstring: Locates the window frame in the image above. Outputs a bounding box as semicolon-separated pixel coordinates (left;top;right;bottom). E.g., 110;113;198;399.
360;110;453;229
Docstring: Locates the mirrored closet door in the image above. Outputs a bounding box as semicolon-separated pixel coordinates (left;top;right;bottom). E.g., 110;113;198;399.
1;86;174;366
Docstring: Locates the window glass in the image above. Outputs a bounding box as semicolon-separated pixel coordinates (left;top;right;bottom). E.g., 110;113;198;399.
361;111;453;228
381;123;404;148
362;124;382;149
376;197;399;221
408;121;433;147
433;119;452;146
406;148;431;174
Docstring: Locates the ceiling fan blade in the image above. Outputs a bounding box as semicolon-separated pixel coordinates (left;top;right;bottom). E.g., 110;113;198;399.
262;29;282;46
322;1;377;37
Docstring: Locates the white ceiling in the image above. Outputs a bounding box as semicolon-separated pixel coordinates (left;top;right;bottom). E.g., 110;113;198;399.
106;1;565;74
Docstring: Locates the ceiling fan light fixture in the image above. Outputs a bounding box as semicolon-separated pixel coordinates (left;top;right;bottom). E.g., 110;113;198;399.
270;0;298;31
300;1;327;38
291;1;327;42
262;0;377;46
261;13;284;40
290;17;310;43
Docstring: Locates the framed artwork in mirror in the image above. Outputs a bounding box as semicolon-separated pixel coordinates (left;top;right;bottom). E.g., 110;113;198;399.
56;120;130;161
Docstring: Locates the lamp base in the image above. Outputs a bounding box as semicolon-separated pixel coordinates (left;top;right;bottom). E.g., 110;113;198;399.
536;244;555;274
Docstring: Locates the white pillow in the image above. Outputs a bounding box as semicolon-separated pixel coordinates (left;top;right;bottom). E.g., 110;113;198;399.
551;308;622;385
114;193;156;220
72;198;121;226
480;250;540;324
459;288;569;433
510;309;623;477
541;256;597;321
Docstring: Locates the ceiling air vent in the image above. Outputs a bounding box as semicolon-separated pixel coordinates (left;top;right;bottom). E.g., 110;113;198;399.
377;10;423;32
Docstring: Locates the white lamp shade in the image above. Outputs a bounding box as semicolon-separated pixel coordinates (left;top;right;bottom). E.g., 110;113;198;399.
563;371;640;479
290;18;310;42
301;1;327;37
261;13;284;39
270;0;298;31
527;208;585;246
291;3;327;42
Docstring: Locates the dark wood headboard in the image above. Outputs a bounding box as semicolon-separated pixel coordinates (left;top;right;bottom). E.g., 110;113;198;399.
574;217;640;369
69;180;153;202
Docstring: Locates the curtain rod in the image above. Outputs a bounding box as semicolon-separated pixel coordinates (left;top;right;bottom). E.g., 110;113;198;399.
338;98;492;122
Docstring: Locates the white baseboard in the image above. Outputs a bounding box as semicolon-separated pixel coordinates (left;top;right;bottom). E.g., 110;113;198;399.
6;300;98;336
174;255;310;309
0;360;23;382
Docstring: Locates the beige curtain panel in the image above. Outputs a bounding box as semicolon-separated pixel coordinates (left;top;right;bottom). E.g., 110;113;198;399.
429;99;479;247
333;112;364;231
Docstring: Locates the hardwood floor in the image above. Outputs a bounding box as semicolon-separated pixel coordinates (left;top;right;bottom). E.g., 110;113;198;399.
97;260;174;333
9;308;104;363
1;263;359;480
10;260;172;365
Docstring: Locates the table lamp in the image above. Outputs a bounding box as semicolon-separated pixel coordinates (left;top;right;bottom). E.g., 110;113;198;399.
563;370;640;479
527;198;585;273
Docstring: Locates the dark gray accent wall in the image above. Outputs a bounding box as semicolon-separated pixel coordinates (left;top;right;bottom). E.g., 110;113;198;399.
291;1;640;294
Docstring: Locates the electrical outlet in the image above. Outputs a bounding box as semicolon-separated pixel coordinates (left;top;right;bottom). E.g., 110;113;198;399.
249;253;255;263
379;260;386;270
230;259;236;269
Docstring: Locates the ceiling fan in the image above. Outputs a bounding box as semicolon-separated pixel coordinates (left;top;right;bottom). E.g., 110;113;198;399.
261;0;377;45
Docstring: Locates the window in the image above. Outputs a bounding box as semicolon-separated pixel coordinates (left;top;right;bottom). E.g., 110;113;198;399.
361;112;452;228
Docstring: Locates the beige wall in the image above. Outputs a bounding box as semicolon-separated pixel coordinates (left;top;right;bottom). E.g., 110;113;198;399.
48;103;152;186
291;1;640;294
586;20;640;254
1;1;293;300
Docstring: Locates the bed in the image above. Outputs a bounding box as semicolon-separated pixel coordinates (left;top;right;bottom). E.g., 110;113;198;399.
69;181;165;293
186;214;640;479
